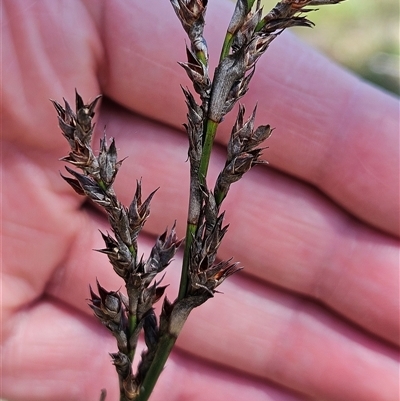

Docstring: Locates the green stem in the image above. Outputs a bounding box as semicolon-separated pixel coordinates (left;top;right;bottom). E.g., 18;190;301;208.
196;49;207;66
135;1;259;398
219;32;234;61
98;179;107;191
255;18;266;33
178;222;196;300
128;314;137;361
199;119;219;180
178;54;219;301
178;119;219;300
220;0;257;61
214;186;226;208
135;334;177;401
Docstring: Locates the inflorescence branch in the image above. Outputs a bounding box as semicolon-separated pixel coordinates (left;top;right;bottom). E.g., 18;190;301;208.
52;1;344;400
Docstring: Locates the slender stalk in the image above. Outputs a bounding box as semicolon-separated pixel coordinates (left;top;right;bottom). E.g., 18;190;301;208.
53;2;346;400
219;32;234;61
128;314;137;361
214;186;226;208
178;222;196;300
135;334;177;401
220;0;257;61
178;44;214;301
196;49;207;66
199;118;219;181
178;118;218;300
138;0;344;398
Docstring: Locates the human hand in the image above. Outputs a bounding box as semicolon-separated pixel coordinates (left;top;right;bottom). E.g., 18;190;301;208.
2;1;399;400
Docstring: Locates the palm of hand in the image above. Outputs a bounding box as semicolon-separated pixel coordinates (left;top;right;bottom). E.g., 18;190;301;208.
2;1;399;401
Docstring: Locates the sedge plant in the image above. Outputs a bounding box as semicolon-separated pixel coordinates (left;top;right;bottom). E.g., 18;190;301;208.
51;1;345;400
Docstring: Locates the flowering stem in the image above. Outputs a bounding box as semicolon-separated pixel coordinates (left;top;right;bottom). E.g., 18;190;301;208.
136;334;176;401
220;32;234;61
128;314;137;361
220;0;257;61
196;49;208;66
178;222;196;299
52;2;347;400
199;119;219;181
178;118;219;300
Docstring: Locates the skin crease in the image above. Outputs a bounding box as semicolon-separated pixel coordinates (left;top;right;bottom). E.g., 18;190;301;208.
1;0;399;400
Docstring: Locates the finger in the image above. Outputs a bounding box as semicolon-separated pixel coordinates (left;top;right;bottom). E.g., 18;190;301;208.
177;274;399;401
96;0;399;236
86;101;399;345
4;0;398;236
44;212;399;401
2;0;102;150
1;142;84;328
2;299;306;401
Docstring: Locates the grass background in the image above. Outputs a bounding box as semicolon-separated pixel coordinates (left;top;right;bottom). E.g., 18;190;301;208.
1;2;398;401
278;0;399;95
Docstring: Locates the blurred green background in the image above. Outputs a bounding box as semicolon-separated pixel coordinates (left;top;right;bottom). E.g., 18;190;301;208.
262;0;400;95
